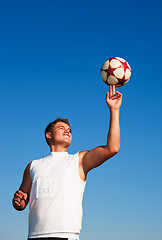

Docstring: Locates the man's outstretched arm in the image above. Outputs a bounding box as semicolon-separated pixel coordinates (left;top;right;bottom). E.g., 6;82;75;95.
79;85;122;180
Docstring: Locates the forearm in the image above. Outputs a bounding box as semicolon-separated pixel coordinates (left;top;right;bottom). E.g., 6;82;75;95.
107;109;120;153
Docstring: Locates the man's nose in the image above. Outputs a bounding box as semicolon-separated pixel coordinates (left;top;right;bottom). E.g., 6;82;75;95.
64;129;70;133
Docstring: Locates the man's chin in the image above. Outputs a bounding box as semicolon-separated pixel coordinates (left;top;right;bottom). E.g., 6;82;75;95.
64;141;71;148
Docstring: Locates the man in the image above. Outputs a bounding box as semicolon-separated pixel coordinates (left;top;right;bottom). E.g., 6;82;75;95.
13;85;122;240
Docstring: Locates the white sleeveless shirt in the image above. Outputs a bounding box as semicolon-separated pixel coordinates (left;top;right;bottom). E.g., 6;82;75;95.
28;152;86;239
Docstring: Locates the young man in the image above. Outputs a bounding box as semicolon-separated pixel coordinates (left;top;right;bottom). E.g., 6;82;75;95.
13;85;122;240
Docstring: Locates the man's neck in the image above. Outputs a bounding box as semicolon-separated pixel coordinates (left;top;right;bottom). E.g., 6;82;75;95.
50;145;68;152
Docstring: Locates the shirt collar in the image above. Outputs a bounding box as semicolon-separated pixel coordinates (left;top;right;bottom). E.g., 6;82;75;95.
50;152;68;156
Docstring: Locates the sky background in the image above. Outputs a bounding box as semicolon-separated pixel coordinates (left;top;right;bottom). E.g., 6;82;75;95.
0;0;162;240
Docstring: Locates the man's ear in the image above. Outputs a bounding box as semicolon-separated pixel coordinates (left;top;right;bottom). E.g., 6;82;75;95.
46;132;51;140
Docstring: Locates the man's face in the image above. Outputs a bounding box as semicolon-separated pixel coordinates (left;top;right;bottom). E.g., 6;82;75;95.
50;122;72;148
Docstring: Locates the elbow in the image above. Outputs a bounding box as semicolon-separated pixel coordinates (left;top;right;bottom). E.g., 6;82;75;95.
108;145;120;156
114;146;120;155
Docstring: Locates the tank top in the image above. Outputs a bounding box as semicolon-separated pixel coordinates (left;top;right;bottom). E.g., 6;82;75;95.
28;152;86;239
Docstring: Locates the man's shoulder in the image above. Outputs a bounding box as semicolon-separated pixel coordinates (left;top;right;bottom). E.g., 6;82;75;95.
78;150;89;159
29;154;49;168
68;151;89;160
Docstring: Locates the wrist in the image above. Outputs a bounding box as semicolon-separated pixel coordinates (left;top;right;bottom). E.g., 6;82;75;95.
109;107;120;113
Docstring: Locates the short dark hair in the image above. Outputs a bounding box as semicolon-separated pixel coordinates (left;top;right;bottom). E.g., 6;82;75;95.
45;117;70;146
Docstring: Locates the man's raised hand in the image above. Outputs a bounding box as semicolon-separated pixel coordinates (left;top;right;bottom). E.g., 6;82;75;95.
106;85;122;110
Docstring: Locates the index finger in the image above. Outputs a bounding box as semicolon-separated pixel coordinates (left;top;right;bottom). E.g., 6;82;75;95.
16;190;27;200
109;85;113;97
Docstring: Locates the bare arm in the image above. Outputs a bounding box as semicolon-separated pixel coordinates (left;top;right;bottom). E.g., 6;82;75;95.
79;85;122;181
12;162;32;211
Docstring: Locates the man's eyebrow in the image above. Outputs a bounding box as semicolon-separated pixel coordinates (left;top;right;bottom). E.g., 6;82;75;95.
58;125;72;132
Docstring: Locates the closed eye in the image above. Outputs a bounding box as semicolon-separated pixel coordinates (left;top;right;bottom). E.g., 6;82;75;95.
58;126;72;133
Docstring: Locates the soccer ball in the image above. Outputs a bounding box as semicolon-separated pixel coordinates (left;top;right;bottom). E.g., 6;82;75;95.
100;57;131;87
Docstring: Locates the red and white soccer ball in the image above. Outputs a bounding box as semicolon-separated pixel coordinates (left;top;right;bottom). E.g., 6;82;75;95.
100;57;131;87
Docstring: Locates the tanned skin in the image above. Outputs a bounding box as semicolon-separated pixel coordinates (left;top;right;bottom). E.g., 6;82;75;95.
13;85;122;210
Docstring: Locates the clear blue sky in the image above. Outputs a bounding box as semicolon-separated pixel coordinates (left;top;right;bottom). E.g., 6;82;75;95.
1;0;162;239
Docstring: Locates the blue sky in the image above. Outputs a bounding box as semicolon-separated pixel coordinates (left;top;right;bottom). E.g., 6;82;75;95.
0;0;162;239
